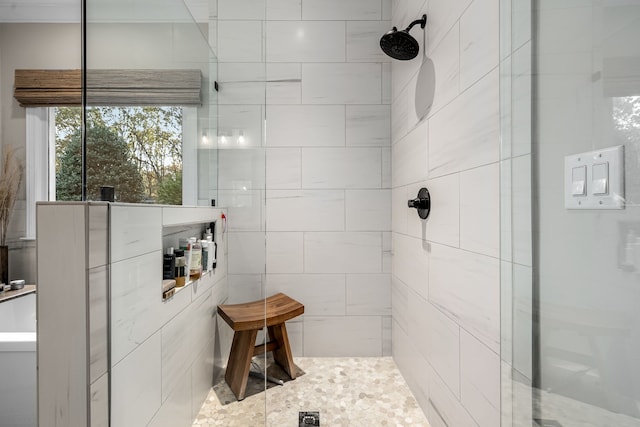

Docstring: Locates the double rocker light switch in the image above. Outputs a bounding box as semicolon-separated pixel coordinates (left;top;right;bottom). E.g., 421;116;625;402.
564;145;624;210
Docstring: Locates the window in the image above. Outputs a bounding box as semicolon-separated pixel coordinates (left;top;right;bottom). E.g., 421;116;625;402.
25;106;198;238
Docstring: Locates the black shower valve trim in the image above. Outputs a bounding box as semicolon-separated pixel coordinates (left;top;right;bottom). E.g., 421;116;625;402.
407;187;431;220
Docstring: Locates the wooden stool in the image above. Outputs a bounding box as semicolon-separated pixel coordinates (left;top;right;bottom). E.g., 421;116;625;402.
217;292;304;400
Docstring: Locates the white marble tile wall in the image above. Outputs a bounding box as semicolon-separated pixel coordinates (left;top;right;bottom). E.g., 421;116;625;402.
390;0;501;425
111;332;162;427
108;206;224;427
217;0;392;358
90;374;109;427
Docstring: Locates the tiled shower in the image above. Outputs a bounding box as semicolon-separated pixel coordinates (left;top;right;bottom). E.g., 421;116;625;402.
217;0;502;424
2;0;502;426
218;0;393;357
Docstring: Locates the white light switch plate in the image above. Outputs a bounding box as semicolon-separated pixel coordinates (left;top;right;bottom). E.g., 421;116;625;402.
564;145;625;210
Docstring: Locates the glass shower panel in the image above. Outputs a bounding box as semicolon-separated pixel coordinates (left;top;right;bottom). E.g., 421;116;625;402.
212;0;269;423
83;0;218;205
500;0;534;425
503;1;640;426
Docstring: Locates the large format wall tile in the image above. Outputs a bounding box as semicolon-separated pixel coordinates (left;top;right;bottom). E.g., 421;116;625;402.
303;316;382;356
461;329;500;427
266;0;301;20
266;63;302;104
302;0;382;20
88;205;108;269
427;363;479;427
429;243;500;353
346;105;391;147
217;63;266;105
302;63;382;104
37;204;88;427
460;163;500;257
266;105;345;147
346;21;392;62
218;0;265;20
227;232;266;274
111;332;161;427
345;189;391;231
428;68;500;177
391;276;409;333
89;266;108;384
392;185;409;235
346;274;391;315
304;232;382;273
392;119;428;187
217;189;263;232
302;148;382;189
266;232;304;273
161;306;192;403
428;21;460;117
147;373;191;427
191;338;215;419
427;0;473;52
217;21;263;62
418;297;461;398
110;205;161;263
266;274;346;315
227;274;265;304
218;104;263;145
90;373;109;427
391;232;429;300
111;251;164;365
266;190;345;231
266;148;301;189
266;21;346;62
218;149;266;190
406;175;460;247
391;84;409;143
459;0;499;90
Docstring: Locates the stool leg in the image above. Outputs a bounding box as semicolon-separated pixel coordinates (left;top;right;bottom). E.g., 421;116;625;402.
268;323;297;380
225;329;258;400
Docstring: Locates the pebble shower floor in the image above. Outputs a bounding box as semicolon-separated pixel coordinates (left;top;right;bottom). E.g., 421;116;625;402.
193;357;431;427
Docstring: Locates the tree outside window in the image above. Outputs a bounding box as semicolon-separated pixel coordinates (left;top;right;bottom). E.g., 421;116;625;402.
54;106;183;204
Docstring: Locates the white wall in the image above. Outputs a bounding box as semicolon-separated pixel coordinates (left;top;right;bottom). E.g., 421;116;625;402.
0;23;80;283
217;0;393;357
391;0;501;426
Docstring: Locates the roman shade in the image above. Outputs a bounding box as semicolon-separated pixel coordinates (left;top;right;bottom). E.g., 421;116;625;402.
14;69;202;107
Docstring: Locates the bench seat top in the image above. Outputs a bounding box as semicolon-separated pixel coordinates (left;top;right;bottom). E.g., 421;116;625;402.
217;292;304;331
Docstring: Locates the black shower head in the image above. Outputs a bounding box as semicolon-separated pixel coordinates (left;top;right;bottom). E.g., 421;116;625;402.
380;14;427;61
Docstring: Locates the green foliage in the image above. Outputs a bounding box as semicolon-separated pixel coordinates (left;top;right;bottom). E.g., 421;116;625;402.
55;106;183;203
156;170;182;205
56;125;146;203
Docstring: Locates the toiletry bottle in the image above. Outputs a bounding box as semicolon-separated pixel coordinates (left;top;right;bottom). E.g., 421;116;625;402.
201;239;209;273
189;238;202;280
174;249;186;287
163;247;176;280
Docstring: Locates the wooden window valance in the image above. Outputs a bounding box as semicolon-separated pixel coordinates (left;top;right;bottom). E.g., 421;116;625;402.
14;69;202;107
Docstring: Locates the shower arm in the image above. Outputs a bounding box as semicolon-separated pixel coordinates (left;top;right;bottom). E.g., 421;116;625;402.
404;14;427;33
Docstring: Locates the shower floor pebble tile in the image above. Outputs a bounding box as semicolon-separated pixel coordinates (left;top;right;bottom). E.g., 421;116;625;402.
194;357;430;427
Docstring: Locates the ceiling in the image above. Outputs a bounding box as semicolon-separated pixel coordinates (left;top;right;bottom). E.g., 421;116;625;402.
0;0;210;23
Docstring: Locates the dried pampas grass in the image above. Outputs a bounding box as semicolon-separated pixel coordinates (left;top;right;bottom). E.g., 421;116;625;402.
0;148;24;246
